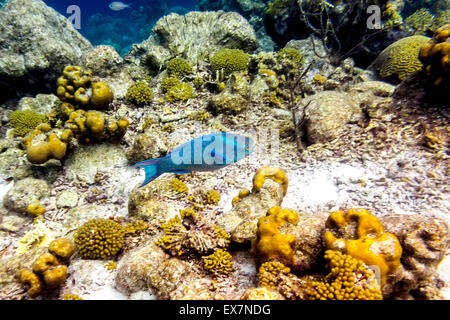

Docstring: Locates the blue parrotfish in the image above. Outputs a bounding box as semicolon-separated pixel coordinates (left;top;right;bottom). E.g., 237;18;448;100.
135;133;254;187
109;1;131;11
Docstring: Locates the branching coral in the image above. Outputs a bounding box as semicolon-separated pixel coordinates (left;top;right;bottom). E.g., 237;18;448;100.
202;189;220;205
258;261;291;289
166;57;193;78
170;177;188;194
306;250;382;300
203;249;233;275
126;81;153;106
252;206;299;266
210;48;250;78
74;218;124;259
9;110;47;136
324;208;402;287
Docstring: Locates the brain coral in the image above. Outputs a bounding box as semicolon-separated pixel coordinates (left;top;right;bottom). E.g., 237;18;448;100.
74;218;124;259
371;35;431;81
9;110;46;136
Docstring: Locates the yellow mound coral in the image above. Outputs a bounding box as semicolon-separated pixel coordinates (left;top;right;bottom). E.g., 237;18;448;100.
48;238;75;260
27;201;46;216
203;249;233;275
252;166;289;196
252;206;299;266
91;82;114;109
43;265;68;289
25;133;67;164
9;110;47;136
74;218;124;259
324;208;402;287
419;24;450;86
17;268;43;298
126;81;153;106
32;253;59;274
307;250;382;300
372;35;431;81
258;261;291;289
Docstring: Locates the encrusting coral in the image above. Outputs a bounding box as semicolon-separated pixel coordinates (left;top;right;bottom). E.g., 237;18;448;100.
324;208;402;287
74;218;124;259
252;206;299;267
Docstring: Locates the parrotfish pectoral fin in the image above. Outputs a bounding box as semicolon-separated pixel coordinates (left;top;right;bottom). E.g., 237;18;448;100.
134;157;164;187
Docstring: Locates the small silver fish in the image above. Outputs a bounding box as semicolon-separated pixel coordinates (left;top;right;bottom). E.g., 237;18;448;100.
109;1;131;11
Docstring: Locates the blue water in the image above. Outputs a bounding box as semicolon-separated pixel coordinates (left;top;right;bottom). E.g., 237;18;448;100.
42;0;198;55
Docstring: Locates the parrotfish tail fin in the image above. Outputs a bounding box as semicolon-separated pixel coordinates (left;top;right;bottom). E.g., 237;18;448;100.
134;157;164;187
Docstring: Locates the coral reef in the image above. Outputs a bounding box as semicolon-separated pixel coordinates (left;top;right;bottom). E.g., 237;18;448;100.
324;209;402;287
252;206;299;267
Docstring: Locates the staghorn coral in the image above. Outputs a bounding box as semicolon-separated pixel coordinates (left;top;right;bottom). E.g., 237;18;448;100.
126;81;153;106
74;218;124;259
210;48;250;79
9;109;47;136
306;250;383;300
324;208;402;287
202;249;233;275
166;57;193;78
370;35;431;81
252;206;299;267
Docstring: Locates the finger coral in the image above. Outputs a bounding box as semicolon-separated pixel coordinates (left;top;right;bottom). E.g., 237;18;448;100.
307;250;383;300
324;208;402;287
252;206;299;266
258;261;291;289
74;218;124;259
